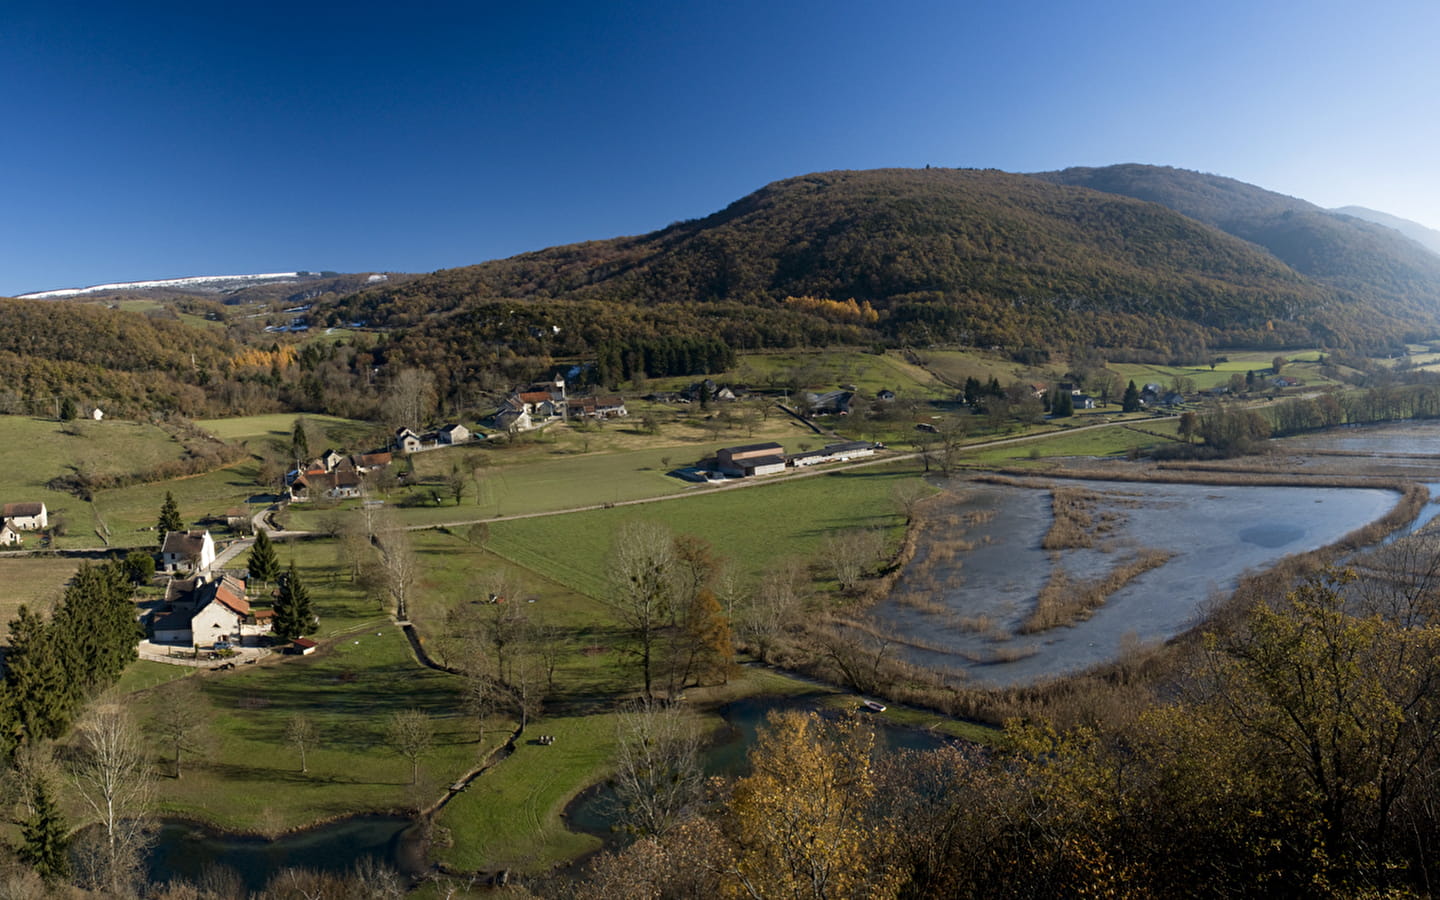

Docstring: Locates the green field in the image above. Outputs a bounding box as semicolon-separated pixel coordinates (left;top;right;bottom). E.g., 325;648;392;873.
0;416;198;549
0;557;80;636
136;629;479;833
1111;348;1337;392
195;412;377;451
963;421;1180;465
485;463;918;601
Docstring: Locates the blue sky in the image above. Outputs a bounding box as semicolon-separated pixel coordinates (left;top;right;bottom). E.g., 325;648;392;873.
3;0;1438;296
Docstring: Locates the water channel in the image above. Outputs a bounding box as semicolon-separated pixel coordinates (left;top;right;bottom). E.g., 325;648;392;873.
144;814;423;895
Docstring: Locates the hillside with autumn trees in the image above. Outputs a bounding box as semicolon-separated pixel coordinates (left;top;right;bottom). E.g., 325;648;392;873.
9;166;1440;418
318;167;1440;369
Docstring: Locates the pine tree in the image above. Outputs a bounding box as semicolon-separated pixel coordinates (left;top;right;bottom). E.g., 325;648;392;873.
1051;390;1074;418
157;491;183;537
18;779;69;882
247;529;281;589
1122;380;1142;413
5;606;70;741
273;560;315;641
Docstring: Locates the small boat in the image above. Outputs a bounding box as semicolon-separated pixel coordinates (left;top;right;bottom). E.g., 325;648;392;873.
863;699;887;713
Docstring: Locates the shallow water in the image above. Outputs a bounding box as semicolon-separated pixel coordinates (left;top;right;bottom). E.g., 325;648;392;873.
878;479;1398;686
145;815;420;894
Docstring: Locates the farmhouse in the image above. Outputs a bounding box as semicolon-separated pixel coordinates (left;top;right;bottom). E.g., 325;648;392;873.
150;574;273;647
393;428;423;453
288;470;363;502
717;442;787;477
439;423;471;444
567;396;629;420
0;520;21;547
804;390;854;417
1;502;47;531
160;529;216;575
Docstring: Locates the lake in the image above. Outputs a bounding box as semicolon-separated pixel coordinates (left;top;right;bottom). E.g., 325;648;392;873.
875;477;1399;686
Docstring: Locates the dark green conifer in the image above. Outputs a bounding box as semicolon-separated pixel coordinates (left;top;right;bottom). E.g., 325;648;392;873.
247;529;281;589
1122;380;1142;413
273;560;315;641
18;779;69;882
157;491;183;537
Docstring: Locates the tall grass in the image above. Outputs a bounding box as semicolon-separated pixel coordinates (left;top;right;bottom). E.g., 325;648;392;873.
1021;549;1174;633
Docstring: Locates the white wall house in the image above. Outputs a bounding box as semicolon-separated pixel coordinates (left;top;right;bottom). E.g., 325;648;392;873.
160;529;216;575
1;502;47;531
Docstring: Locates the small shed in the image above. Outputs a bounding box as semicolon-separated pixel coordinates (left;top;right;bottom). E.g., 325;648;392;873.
289;637;318;655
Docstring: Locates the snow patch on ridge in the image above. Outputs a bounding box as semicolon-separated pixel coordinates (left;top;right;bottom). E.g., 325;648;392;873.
17;272;303;300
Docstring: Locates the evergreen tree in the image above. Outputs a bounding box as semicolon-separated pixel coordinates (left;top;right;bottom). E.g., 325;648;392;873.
273;560;316;641
52;563;139;694
157;491;183;536
247;529;281;589
1122;380;1142;413
292;417;310;466
58;397;76;421
18;779;69;882
1051;390;1074;418
5;606;70;741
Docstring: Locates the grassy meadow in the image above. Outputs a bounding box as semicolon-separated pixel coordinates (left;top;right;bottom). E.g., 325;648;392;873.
133;630;481;834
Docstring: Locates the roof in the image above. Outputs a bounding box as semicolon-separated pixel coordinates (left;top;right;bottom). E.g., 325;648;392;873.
1;502;44;518
719;442;784;455
195;574;250;616
742;454;787;469
352;452;392;468
164;576;201;604
517;391;553;404
151;608;195;630
162;530;210;557
293;637;318;649
439;423;467;434
823;441;874;453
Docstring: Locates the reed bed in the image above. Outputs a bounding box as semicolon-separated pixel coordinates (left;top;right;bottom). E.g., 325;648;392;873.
1021;549;1174;634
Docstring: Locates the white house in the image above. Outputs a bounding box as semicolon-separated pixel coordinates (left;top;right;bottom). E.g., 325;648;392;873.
160;529;216;575
1;502;47;531
0;520;22;547
151;574;273;647
394;428;423;453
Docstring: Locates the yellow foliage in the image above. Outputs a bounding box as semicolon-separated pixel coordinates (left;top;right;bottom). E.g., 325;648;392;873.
229;344;298;371
727;710;902;899
783;295;880;324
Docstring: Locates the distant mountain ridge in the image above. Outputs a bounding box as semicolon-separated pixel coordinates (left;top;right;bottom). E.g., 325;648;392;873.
1332;206;1440;257
324;166;1440;360
1032;165;1440;330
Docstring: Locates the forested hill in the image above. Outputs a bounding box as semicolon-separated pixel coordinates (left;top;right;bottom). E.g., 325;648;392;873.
1033;165;1440;327
324;168;1438;358
0;300;241;417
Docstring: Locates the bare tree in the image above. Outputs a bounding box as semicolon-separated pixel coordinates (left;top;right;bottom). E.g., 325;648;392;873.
605;521;677;699
826;527;887;593
68;702;153;896
285;714;320;774
891;480;931;523
150;677;207;779
739;557;809;660
609;699;704;837
385;709;435;785
374;522;418;621
381;368;436;432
